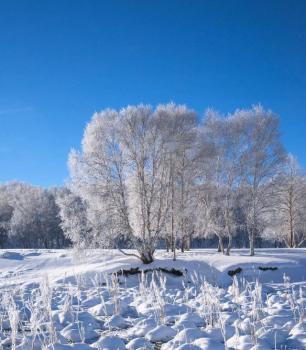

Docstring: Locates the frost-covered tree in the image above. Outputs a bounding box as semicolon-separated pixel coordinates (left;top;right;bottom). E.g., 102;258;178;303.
196;106;286;255
56;188;92;248
47;187;71;248
196;183;224;251
197;184;240;255
156;103;204;258
68;105;179;263
200;110;245;255
264;155;306;247
233;105;286;255
0;182;66;248
0;186;13;247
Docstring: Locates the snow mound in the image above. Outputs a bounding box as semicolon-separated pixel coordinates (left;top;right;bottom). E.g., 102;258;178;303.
104;315;132;330
61;322;99;343
146;324;177;343
193;337;225;350
91;335;126;350
126;337;154;350
162;328;207;349
176;345;202;350
0;251;24;260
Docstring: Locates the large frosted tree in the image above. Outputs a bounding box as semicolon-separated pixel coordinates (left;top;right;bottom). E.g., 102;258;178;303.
68;104;189;263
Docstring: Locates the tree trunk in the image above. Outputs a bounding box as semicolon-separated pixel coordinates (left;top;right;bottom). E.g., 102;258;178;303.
226;234;232;256
289;219;296;248
186;232;193;251
181;237;185;253
165;237;170;252
173;237;176;261
288;187;296;248
217;236;224;254
185;236;190;251
118;247;154;264
249;230;255;256
140;250;154;264
217;241;221;252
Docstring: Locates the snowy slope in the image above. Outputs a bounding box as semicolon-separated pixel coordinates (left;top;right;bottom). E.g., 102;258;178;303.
0;248;305;290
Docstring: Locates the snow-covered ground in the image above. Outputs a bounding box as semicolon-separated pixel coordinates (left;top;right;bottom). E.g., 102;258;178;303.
0;248;305;349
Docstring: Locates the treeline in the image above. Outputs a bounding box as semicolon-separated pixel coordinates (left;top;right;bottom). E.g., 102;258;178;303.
0;104;305;262
0;183;69;248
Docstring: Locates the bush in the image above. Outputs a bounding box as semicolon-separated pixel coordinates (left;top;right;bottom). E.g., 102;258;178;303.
228;267;242;277
258;266;278;271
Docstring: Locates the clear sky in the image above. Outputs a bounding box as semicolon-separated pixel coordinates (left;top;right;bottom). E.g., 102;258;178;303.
0;0;305;187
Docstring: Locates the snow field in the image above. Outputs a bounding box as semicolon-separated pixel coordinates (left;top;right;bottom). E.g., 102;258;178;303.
0;249;305;349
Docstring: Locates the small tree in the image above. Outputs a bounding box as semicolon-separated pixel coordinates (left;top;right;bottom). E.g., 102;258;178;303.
156;103;203;258
56;189;91;248
234;105;286;255
201;110;244;255
0;186;13;248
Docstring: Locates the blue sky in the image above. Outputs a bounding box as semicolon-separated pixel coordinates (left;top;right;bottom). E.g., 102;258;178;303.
0;0;305;187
